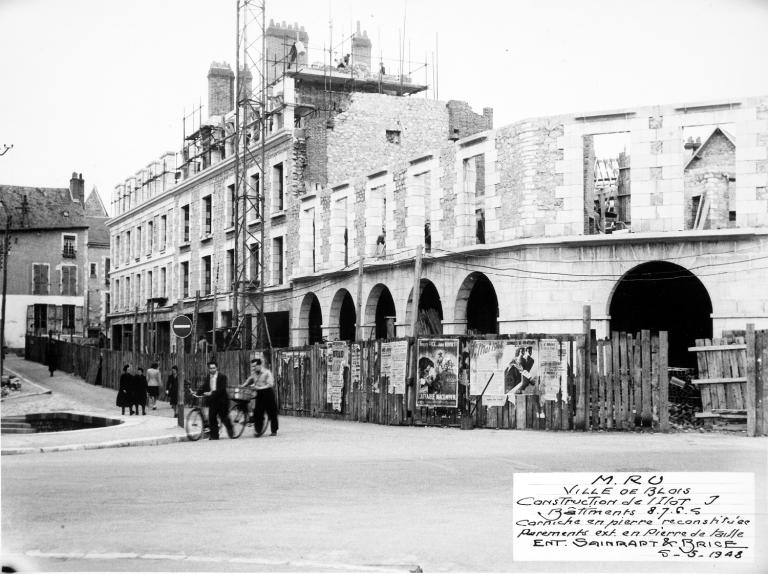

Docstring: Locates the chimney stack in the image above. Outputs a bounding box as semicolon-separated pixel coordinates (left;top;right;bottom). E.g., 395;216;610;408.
69;172;85;203
208;62;235;118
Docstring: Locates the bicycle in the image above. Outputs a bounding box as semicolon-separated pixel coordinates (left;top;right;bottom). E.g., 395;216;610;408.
229;386;269;438
184;388;246;441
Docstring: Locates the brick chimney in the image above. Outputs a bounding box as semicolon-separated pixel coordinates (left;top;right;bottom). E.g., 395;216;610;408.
208;62;235;117
69;172;85;203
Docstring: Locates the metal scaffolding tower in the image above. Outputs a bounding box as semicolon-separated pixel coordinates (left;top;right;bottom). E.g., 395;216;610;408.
230;0;268;351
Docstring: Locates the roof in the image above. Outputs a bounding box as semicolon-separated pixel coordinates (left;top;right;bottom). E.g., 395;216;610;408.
0;186;86;230
684;127;736;170
86;216;110;246
84;187;108;217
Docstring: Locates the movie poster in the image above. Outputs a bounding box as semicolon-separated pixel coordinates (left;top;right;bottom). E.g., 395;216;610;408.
501;339;539;403
382;340;408;394
469;340;507;407
538;339;565;401
416;338;459;407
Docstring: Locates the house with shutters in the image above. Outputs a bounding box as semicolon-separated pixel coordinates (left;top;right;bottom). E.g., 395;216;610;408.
0;173;110;349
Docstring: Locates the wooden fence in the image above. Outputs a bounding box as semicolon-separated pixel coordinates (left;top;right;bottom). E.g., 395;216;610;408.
29;324;768;436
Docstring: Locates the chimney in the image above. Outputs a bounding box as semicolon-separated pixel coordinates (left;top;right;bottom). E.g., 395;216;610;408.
483;107;494;129
69;172;85;203
207;62;235;117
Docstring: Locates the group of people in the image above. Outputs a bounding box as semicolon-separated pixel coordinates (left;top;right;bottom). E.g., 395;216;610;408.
202;357;279;440
116;362;179;416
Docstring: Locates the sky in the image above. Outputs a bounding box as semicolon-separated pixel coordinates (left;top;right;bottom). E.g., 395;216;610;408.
1;0;767;216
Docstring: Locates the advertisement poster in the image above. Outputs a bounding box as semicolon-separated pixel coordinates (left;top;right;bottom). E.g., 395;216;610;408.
469;340;507;407
389;341;408;395
350;344;361;390
502;339;539;401
327;341;347;412
416;338;459;407
538;338;564;401
381;342;392;380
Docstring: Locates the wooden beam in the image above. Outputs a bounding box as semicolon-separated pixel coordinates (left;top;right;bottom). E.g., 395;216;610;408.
692;377;747;385
746;324;756;437
659;331;669;432
688;344;746;352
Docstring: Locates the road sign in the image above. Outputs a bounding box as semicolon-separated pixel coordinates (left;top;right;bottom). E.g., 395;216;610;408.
171;315;193;339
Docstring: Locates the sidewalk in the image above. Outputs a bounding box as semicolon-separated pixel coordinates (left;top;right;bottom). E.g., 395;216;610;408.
0;355;186;455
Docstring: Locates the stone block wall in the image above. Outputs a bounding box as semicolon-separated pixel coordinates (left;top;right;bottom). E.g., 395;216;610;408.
447;100;493;140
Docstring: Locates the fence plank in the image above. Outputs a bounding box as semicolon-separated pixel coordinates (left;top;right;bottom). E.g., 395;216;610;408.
619;333;629;430
659;331;669;432
746;325;756;437
641;330;652;427
712;339;728;410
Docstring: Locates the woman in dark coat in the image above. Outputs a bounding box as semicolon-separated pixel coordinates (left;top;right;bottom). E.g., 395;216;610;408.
166;365;179;418
116;364;134;415
133;367;148;416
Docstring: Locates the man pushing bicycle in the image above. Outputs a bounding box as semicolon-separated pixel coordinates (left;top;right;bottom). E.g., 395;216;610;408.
240;357;279;437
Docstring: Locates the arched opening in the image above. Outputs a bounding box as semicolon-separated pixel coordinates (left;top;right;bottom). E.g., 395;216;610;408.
375;287;396;339
406;279;444;336
456;272;499;335
329;289;357;342
299;293;324;345
609;261;713;368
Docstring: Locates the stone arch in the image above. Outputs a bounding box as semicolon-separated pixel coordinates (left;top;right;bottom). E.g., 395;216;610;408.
454;272;499;335
608;261;713;368
405;279;444;336
364;283;397;340
330;288;356;342
298;292;323;345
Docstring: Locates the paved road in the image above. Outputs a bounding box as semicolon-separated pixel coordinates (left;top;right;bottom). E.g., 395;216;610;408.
3;418;767;572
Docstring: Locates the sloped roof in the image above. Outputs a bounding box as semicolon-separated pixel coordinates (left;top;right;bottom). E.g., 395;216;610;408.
84;186;108;217
86;216;110;246
0;186;86;230
684;127;736;170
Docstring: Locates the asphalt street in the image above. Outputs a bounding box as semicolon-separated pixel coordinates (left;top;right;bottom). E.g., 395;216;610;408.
3;417;767;573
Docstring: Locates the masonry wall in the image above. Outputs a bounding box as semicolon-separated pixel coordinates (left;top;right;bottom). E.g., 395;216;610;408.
684;130;736;229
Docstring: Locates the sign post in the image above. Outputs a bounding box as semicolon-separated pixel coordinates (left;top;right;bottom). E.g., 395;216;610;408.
172;314;192;427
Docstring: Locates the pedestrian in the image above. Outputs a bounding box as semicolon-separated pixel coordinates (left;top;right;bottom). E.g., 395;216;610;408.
166;365;179;418
45;330;57;377
241;357;278;437
146;362;162;410
133;366;148;416
116;364;134;416
202;359;234;440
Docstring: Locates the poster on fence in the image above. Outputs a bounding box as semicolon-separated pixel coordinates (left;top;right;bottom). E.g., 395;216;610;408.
281;350;307;367
416;338;459;407
469;340;508;407
386;340;408;394
350;344;361;390
538;338;564;401
327;341;347;412
381;342;392;380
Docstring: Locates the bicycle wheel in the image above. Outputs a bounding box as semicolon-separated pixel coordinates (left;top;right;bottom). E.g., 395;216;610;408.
253;413;269;437
229;403;247;439
185;408;204;441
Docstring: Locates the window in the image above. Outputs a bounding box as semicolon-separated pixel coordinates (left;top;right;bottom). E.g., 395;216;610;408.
181;262;189;298
202;255;212;294
63;234;76;258
228;184;236;227
125;276;131;307
181;205;190;243
115;279;120;309
386;130;401;144
126;230;132;259
272;236;284;285
90;263;97;278
147;220;154;253
227;249;235;290
135;273;141;303
147;270;153;298
62;305;75;331
203;196;212;235
160;215;167;250
273;163;284;212
249;244;260;284
115;236;121;265
463;154;485;197
136;226;142;259
475;209;486;245
61;265;77;296
250;173;261;219
33;304;47;331
161;267;167;297
32;264;49;295
105;258;111;285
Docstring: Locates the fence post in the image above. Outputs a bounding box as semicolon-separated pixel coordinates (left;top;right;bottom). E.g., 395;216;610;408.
576;305;590;430
746;324;756;437
659;331;669;432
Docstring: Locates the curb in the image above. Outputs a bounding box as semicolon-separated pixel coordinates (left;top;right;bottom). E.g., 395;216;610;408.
1;434;188;456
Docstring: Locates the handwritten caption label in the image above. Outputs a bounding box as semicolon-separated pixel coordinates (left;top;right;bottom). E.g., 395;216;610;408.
513;472;754;562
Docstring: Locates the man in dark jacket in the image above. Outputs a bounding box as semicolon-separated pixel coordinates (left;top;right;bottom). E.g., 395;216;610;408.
45;331;57;377
202;359;233;440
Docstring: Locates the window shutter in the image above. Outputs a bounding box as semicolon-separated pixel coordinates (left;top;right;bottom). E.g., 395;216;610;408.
69;266;77;295
75;306;84;334
33;264;41;294
26;305;34;333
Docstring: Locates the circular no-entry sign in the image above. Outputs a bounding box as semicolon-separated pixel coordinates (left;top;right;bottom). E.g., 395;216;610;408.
171;315;193;339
